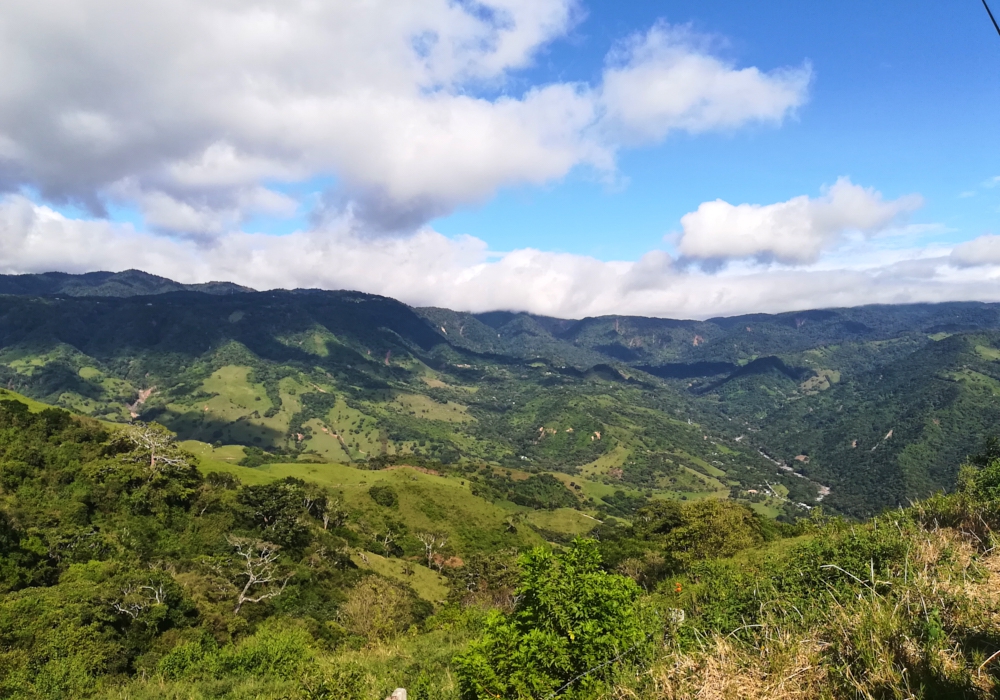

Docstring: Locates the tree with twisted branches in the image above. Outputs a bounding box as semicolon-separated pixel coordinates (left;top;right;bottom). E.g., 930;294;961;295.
225;535;294;615
119;422;191;475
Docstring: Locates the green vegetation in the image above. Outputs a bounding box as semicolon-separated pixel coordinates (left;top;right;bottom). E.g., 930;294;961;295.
455;539;655;699
11;275;1000;695
2;387;1000;698
6;278;1000;519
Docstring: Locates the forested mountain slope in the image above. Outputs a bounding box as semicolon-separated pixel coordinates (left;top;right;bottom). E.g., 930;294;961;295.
0;272;999;516
754;332;1000;515
0;269;250;297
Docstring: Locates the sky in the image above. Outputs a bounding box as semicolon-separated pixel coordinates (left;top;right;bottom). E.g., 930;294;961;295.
1;0;1000;319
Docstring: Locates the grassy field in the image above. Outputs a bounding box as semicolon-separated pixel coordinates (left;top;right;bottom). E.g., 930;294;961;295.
191;452;545;554
348;550;450;602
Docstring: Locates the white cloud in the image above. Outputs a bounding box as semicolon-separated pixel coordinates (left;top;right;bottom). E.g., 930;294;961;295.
676;178;923;265
599;24;810;143
1;194;996;320
0;1;809;234
951;235;1000;267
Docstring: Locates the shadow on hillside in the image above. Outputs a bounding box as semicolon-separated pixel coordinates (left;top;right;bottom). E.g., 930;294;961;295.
143;406;288;449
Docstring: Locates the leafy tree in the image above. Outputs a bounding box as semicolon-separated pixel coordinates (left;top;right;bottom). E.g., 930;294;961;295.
236;481;310;548
368;484;398;508
339;577;415;643
455;539;655;699
659;500;766;570
454;550;521;611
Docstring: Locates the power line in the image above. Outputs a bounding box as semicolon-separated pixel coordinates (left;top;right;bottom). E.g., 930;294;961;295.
984;0;1000;37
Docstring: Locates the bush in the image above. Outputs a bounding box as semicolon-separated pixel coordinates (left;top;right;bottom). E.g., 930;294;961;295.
455;539;655;699
158;623;312;680
340;577;415;642
368;484;398;508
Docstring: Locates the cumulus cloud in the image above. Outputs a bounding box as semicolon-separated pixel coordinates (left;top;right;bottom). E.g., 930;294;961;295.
677;178;923;265
1;194;994;320
600;24;811;143
950;235;1000;267
0;0;809;235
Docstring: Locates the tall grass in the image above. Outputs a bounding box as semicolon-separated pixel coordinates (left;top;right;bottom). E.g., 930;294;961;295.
611;493;1000;699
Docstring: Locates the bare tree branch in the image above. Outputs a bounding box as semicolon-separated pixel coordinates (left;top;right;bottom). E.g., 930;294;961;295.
416;532;448;570
226;535;294;615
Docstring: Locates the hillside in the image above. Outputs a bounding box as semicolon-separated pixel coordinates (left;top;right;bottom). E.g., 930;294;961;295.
0;288;818;520
0;269;251;297
754;332;1000;515
0;272;999;516
2;391;1000;699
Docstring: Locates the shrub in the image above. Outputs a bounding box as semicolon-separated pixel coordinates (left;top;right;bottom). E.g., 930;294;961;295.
368;484;398;508
455;539;655;699
157;623;312;680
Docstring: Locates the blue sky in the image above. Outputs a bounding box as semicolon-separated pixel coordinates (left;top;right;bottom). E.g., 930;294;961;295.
432;0;1000;259
3;0;1000;318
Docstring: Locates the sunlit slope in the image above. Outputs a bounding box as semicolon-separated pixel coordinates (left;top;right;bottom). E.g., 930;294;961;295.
757;332;1000;515
10;287;1000;516
188;448;546;554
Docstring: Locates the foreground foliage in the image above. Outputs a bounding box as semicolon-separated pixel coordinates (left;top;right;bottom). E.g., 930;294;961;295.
4;390;1000;698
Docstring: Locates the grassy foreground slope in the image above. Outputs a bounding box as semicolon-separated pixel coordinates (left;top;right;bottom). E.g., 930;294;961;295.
3;390;1000;699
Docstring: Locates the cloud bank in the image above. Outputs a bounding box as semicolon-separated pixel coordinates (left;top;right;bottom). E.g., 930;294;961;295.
1;191;995;320
0;1;809;235
677;178;923;264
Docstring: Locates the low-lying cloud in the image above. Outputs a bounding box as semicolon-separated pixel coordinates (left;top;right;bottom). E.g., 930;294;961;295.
951;235;1000;267
677;178;923;265
1;193;994;320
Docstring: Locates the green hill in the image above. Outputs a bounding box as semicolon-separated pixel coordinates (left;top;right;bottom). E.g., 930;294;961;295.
3;390;1000;698
0;269;251;297
2;273;1000;517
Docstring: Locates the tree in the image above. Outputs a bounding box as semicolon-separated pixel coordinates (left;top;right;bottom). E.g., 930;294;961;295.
339;577;413;642
459;551;520;611
112;581;165;619
368;484;398;508
121;422;189;474
237;482;310;548
416;532;448;570
455;539;655;699
660;500;764;570
224;536;293;615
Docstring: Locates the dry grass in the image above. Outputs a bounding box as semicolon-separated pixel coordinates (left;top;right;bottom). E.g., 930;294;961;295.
628;635;829;700
613;525;1000;700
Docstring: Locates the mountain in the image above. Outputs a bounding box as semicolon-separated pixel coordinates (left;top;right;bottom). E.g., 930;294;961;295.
0;271;998;516
0;286;818;519
0;269;251;297
753;332;1000;515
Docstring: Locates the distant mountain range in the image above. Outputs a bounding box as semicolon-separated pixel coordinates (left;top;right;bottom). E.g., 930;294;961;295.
0;269;998;517
0;269;251;297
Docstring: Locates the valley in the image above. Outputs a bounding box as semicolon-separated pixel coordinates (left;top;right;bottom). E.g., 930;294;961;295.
0;272;998;522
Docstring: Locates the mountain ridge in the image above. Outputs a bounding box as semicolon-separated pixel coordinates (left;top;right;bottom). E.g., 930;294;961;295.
0;270;997;516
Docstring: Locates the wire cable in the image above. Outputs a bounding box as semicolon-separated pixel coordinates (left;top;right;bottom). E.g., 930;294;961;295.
984;0;1000;37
